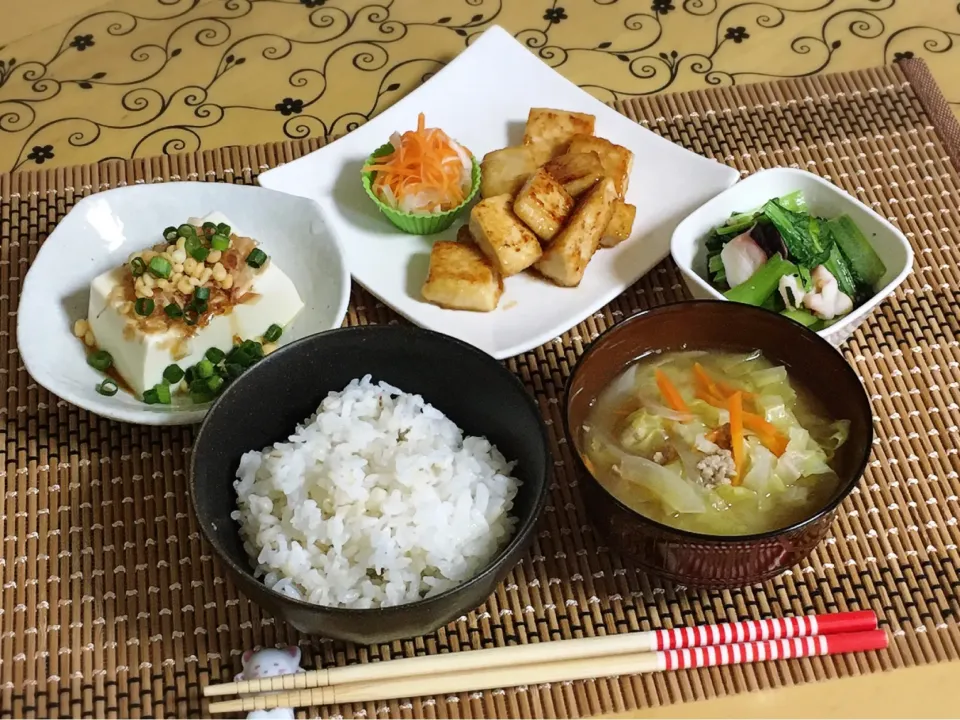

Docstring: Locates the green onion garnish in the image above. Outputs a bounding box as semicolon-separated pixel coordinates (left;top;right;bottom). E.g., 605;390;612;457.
202;221;217;236
191;246;210;263
191;299;208;315
194;286;210;302
184;366;196;384
163;226;178;242
195;358;215;378
216;222;231;236
134;298;155;316
163;364;184;384
87;350;113;372
143;388;160;404
207;375;224;393
147;256;172;279
184;234;201;256
263;324;282;343
241;339;265;359
144;383;172;405
130;257;146;277
210;234;229;251
177;223;196;238
205;346;225;363
188;379;214;403
96;379;118;396
246;249;268;269
184;307;200;326
223;363;244;380
164;303;183;319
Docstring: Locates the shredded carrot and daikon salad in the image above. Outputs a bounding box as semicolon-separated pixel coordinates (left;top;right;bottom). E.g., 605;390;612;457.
363;113;474;215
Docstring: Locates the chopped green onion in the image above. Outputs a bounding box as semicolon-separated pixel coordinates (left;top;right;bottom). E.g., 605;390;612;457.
263;324;282;343
191;299;208;315
130;257;146;277
205;346;225;363
163;226;179;242
184;307;200;326
134;298;155;316
96;379;118;396
202;221;217;236
163;364;184;384
177;223;196;238
147;256;173;279
184;234;202;256
164;303;183;319
149;383;173;404
195;358;215;378
191;246;210;263
216;222;231;236
87;350;113;372
194;286;210;302
143;388;160;404
241;339;264;359
207;375;224;393
184;366;196;384
226;347;253;368
223;362;244;380
188;379;215;403
246;248;268;269
210;234;229;251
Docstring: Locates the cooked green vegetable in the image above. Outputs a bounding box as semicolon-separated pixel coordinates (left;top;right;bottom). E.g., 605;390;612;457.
781;308;821;328
724;254;798;306
761;200;832;267
823;244;858;300
825;215;886;288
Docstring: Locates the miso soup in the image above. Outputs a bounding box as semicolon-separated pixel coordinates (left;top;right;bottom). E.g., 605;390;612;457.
581;350;850;536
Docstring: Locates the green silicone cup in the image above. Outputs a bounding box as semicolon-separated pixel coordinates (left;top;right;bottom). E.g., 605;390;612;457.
361;142;482;235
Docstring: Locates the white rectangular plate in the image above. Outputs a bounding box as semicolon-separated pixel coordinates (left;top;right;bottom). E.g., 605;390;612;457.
259;25;739;359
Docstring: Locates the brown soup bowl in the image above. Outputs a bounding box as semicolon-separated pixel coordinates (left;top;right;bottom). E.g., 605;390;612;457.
564;301;873;588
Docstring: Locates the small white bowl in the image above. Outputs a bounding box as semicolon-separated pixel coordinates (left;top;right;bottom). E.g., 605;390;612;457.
670;167;913;347
19;182;350;426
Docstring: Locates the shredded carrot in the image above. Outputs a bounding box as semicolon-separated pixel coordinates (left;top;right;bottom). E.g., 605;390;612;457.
655;369;689;415
728;392;744;485
716;380;756;402
694;387;726;409
362;112;472;213
693;363;721;398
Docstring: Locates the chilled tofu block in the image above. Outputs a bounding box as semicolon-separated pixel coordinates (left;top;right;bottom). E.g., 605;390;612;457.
513;169;574;242
523;108;596;159
86;213;303;399
534;177;616;287
469;195;542;276
421;241;503;312
566;134;634;198
480;146;538;198
600;200;637;248
543;151;605;198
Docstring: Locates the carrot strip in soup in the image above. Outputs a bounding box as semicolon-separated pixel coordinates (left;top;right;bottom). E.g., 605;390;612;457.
694;387;726;409
693;363;722;398
728;392;744;485
716;379;756;402
655;369;690;414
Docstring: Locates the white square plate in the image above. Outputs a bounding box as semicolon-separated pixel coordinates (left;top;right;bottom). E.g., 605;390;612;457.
670;167;914;348
259;25;738;359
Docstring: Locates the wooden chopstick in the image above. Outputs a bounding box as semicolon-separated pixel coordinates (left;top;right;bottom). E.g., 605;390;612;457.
203;610;876;698
207;628;888;714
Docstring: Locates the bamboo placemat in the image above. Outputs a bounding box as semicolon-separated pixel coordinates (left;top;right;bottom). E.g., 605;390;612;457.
3;60;960;719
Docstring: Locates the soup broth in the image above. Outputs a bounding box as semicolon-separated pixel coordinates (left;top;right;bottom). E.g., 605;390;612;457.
581;350;849;536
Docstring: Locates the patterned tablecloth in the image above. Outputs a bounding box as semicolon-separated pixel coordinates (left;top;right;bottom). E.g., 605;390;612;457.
0;0;959;171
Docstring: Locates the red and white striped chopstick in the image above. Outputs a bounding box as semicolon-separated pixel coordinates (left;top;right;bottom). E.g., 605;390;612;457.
207;628;888;713
653;609;876;649
203;610;877;699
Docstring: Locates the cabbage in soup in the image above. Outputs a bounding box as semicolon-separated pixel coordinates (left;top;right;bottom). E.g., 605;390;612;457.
581;350;850;536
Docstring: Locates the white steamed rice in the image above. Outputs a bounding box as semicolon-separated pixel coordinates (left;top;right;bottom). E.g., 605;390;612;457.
231;375;521;608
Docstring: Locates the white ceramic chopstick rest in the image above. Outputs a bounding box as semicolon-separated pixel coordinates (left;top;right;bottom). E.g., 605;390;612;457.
234;646;304;719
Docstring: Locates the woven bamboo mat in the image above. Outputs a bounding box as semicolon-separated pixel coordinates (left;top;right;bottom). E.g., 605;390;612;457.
3;59;960;719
